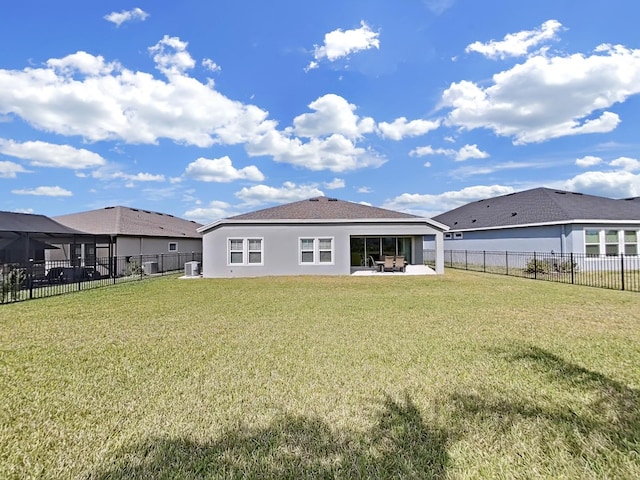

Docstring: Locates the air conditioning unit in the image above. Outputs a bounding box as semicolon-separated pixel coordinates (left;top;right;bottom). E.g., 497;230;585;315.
184;261;200;277
143;261;158;274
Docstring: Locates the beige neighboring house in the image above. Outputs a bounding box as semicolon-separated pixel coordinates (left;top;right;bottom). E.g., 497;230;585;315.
53;207;202;270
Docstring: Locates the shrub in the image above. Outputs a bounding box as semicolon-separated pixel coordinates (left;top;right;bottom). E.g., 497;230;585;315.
1;268;26;302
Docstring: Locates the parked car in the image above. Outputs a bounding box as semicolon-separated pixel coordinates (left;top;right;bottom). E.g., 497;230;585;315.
45;266;101;284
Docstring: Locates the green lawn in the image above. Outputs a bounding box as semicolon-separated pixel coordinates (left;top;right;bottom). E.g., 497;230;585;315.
1;271;639;479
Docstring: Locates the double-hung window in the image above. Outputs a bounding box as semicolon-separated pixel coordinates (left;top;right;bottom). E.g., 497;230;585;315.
299;237;333;265
584;229;600;257
605;230;619;256
228;238;263;265
625;231;638;256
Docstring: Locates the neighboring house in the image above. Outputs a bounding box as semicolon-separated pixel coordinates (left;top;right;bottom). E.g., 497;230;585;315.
0;210;108;266
197;196;448;278
425;188;640;258
54;206;203;259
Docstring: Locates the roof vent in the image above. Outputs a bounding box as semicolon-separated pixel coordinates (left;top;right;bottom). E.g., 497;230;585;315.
472;219;477;223
309;198;319;202
511;212;517;216
555;191;566;195
105;206;115;210
328;198;338;201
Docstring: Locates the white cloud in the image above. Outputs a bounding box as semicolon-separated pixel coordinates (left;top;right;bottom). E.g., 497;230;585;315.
563;156;640;197
104;8;149;27
235;182;324;206
149;35;196;76
466;20;562;59
307;21;379;70
0;139;106;169
0;39;385;174
410;143;489;161
324;178;345;189
292;94;375;139
247;130;385;172
456;144;490;161
383;185;515;217
357;186;372;193
184;156;265;183
576;155;603;168
47;51;119;76
12;186;73;197
564;170;640;198
202;58;221;72
91;168;165;183
185;200;234;223
377;117;441;140
0;160;29;178
450;161;545;179
0;39;272;148
442;44;640;144
610;156;640;172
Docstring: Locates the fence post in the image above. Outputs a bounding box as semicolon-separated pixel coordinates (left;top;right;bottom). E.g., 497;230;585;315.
139;255;143;279
465;250;468;270
505;251;508;276
534;252;537;280
28;259;34;300
621;253;625;291
483;251;486;273
570;253;575;285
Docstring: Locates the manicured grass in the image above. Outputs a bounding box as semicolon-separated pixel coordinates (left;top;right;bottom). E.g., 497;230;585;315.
1;271;639;479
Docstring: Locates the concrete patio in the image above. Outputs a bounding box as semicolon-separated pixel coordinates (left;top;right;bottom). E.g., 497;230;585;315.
350;264;436;276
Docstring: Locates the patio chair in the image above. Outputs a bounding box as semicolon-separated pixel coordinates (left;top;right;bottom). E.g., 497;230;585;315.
395;256;406;273
383;256;396;272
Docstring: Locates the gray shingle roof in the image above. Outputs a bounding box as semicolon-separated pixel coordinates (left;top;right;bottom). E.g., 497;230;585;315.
434;188;640;230
229;196;420;220
0;211;86;235
54;206;202;238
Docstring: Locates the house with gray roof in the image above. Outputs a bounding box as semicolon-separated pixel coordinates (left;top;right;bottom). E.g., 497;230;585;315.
53;207;202;273
197;196;448;278
425;188;640;261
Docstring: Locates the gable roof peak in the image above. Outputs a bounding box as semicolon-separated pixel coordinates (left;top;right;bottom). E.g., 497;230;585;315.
228;196;420;221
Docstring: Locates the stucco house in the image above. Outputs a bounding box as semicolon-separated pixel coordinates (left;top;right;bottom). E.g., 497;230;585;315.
54;206;203;259
197;196;448;278
425;187;640;258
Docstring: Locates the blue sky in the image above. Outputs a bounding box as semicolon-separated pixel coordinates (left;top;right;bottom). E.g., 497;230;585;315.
2;1;640;223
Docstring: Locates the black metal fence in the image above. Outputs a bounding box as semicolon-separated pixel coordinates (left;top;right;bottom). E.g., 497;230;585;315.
424;249;640;292
1;252;202;305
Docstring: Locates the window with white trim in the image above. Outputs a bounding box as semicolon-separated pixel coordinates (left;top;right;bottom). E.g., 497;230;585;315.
168;242;178;252
625;230;638;256
444;233;452;239
605;230;619;256
299;237;333;264
228;238;263;265
453;232;463;239
585;229;600;257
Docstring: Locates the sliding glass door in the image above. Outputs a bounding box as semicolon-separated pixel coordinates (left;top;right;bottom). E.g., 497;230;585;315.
350;236;413;266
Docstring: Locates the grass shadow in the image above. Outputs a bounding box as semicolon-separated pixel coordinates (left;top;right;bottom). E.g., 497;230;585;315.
89;393;450;479
451;345;640;462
